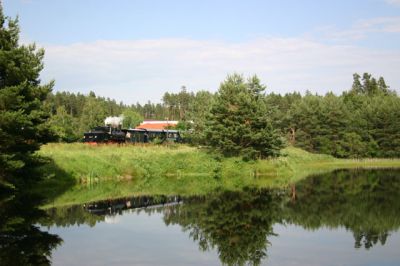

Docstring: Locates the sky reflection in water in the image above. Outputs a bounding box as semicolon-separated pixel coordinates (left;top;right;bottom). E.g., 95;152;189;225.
2;169;400;266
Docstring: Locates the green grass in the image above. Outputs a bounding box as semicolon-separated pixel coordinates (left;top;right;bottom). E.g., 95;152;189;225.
38;143;400;208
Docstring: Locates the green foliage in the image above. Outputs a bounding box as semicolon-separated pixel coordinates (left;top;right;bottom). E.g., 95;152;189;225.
185;91;215;144
359;95;400;157
43;205;104;227
78;96;107;135
0;4;54;185
336;132;367;158
44;71;399;159
205;74;284;159
284;169;400;249
34;68;400;159
0;188;62;265
288;93;352;157
44;91;125;139
282;74;400;158
122;108;142;129
163;169;400;263
164;189;282;265
350;72;392;96
47;106;76;142
162;86;194;120
37;143;400;207
43;88;214;142
40;169;400;265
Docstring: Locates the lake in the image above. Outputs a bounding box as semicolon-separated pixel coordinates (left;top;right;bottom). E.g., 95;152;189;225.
1;169;400;265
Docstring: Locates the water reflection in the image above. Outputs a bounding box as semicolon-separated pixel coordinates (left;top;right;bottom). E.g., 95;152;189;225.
0;189;62;266
284;169;400;250
44;195;181;227
41;169;400;265
163;189;284;265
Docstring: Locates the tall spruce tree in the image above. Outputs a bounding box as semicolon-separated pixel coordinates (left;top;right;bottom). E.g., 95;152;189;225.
0;4;53;185
205;74;284;159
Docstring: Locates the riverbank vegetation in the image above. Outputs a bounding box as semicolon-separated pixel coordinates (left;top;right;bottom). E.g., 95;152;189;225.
44;72;400;159
38;143;400;207
2;2;400;206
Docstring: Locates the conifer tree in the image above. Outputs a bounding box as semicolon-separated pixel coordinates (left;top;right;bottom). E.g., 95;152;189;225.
0;4;54;185
205;74;284;159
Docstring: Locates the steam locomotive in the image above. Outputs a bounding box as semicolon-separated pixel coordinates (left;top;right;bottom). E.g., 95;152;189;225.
83;126;182;144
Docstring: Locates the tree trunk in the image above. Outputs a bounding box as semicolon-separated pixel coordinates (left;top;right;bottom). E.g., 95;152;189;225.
289;127;296;145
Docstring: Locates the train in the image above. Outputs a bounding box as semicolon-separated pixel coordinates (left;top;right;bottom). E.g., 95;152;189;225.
83;126;182;144
84;195;182;216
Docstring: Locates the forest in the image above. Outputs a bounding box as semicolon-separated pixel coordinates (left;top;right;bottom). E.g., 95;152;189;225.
1;0;400;192
2;3;400;265
45;72;400;158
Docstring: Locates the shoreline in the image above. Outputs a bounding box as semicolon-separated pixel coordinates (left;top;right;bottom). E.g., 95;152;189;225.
38;143;400;208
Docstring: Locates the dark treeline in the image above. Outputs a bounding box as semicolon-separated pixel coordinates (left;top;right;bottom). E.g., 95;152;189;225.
47;72;400;158
44;88;215;142
45;91;133;142
270;73;400;158
2;0;397;160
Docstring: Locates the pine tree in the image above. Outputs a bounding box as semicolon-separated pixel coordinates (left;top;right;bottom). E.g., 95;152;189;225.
350;73;392;96
0;4;54;185
351;73;363;94
205;74;284;159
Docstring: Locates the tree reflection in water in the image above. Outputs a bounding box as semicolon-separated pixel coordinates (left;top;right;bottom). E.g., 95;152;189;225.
284;169;400;250
163;188;284;265
0;188;62;266
36;169;400;266
162;169;400;265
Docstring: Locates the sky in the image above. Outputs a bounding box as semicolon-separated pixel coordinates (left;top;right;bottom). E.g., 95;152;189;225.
3;0;400;104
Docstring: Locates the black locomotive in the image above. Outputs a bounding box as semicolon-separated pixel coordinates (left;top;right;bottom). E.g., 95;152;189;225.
83;126;182;144
83;126;126;143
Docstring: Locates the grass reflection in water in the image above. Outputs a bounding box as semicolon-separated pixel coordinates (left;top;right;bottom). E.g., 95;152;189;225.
43;169;400;265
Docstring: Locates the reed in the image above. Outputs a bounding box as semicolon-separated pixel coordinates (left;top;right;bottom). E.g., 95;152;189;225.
38;143;400;207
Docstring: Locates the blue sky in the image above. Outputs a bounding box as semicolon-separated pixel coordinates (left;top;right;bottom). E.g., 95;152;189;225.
3;0;400;103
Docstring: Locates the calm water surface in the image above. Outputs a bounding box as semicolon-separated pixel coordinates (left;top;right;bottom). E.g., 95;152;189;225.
1;169;400;265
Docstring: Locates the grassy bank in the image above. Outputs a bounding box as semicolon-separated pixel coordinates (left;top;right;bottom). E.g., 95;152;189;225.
38;143;400;207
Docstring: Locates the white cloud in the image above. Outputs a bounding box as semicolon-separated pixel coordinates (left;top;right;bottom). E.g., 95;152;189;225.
386;0;400;7
40;38;400;104
315;17;400;42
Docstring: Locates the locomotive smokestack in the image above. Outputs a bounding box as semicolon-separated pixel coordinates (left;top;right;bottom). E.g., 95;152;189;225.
104;116;123;128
